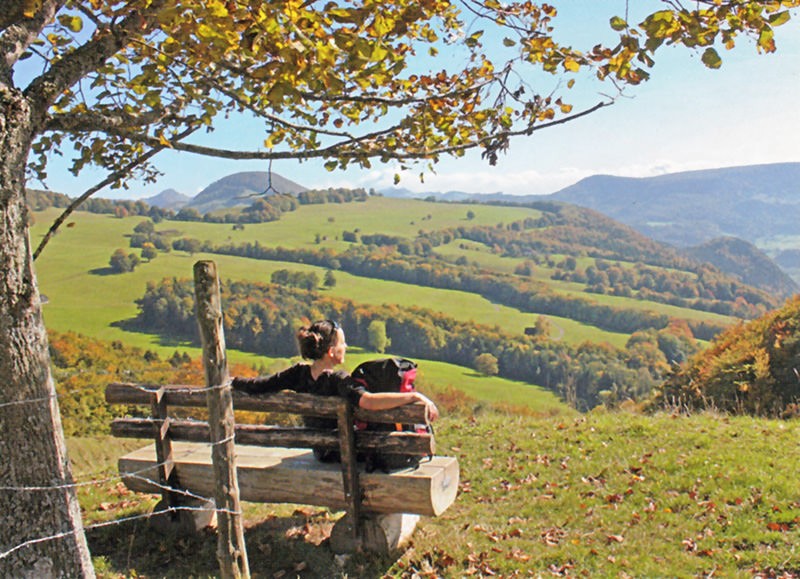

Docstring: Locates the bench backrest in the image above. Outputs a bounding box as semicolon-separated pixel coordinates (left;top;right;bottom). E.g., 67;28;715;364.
105;382;435;528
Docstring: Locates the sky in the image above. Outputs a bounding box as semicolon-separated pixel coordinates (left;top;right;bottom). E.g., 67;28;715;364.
28;2;800;200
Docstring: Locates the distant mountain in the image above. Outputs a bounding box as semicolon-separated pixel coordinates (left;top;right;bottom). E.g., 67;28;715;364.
145;188;190;210
187;171;307;213
684;237;798;299
380;187;495;202
548;163;800;248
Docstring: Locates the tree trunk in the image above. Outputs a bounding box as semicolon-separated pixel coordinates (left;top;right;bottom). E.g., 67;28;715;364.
0;88;94;576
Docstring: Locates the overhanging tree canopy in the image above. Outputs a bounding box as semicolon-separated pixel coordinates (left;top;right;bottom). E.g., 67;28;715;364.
1;0;796;575
12;0;798;186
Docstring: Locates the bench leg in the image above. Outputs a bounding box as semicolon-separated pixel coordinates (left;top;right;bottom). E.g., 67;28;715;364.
330;513;420;554
149;496;218;536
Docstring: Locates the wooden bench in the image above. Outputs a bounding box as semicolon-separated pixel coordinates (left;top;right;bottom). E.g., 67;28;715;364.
105;382;459;553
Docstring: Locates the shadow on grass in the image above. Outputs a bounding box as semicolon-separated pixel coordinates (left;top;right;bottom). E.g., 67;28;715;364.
87;509;399;578
89;267;119;276
110;318;198;349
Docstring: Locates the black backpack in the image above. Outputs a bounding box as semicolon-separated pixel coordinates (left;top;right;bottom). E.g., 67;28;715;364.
351;358;432;473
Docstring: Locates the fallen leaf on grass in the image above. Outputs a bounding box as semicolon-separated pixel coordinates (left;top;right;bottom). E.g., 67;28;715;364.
506;548;530;562
549;562;574;574
606;534;624;544
97;500;138;511
541;527;566;546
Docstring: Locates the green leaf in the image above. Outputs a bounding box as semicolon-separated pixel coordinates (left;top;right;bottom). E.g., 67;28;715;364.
465;30;484;48
701;47;722;69
769;11;791;27
324;160;338;171
58;15;84;33
758;28;776;53
610;16;627;31
371;44;389;62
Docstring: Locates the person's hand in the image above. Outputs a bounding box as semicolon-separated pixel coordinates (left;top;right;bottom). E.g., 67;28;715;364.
415;393;439;422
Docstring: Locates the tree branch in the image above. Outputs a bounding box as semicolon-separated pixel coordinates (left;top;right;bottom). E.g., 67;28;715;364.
70;100;611;164
33;125;199;260
44;107;188;133
23;0;168;122
0;0;65;80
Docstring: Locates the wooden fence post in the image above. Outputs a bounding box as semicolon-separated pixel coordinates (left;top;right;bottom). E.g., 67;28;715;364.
194;260;250;579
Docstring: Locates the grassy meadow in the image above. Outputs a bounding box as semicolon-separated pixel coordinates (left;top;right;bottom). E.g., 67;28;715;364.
31;197;731;359
70;409;800;577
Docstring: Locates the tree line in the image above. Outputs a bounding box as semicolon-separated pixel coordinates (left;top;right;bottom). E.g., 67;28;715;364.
180;238;730;339
134;277;700;410
654;294;800;417
27;186;371;224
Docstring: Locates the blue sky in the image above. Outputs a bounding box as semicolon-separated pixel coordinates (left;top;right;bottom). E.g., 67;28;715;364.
30;2;800;200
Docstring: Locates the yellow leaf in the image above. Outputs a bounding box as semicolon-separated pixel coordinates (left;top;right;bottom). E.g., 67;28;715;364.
23;0;40;18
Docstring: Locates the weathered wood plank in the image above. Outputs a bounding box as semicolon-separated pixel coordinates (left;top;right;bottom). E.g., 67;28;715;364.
119;442;459;517
111;419;435;455
106;383;429;424
194;260;249;579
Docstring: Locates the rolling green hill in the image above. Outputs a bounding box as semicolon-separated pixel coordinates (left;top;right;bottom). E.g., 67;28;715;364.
32;196;747;351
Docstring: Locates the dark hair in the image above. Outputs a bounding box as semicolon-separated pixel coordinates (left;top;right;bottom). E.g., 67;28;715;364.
296;320;341;360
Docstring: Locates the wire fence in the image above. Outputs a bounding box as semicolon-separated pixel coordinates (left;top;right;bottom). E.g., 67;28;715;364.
0;380;235;563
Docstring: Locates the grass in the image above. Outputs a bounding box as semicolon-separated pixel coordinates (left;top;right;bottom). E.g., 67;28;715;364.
408;409;800;577
67;409;800;578
37;202;798;577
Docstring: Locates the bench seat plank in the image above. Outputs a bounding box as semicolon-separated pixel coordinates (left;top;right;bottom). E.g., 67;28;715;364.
119;442;459;517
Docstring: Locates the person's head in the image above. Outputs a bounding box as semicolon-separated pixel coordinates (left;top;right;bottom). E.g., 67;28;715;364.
296;319;347;364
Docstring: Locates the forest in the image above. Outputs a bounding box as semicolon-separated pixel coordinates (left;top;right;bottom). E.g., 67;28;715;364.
656;294;800;417
133;277;698;410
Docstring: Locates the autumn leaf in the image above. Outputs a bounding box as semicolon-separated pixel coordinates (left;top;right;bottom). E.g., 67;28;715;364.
701;47;722;69
610;16;628;31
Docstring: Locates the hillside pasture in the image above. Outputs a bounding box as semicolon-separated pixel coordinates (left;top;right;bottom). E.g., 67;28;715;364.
436;237;736;326
31;207;631;351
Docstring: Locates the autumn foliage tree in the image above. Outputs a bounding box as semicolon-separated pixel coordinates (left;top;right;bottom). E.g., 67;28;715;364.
655;295;800;416
1;0;798;574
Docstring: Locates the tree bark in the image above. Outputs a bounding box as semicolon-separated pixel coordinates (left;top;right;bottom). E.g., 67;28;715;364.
0;87;94;576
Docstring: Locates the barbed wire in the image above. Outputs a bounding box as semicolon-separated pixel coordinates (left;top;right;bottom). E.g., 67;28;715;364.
0;429;234;494
0;393;58;410
0;379;231;411
1;379;245;561
0;501;241;562
0;443;245;562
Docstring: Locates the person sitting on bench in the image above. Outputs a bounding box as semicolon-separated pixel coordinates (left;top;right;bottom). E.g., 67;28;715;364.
232;319;439;461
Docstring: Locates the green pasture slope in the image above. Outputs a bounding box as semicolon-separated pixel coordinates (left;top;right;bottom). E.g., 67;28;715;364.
30;205;567;410
31;197;733;411
32;196;731;345
37;200;797;577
